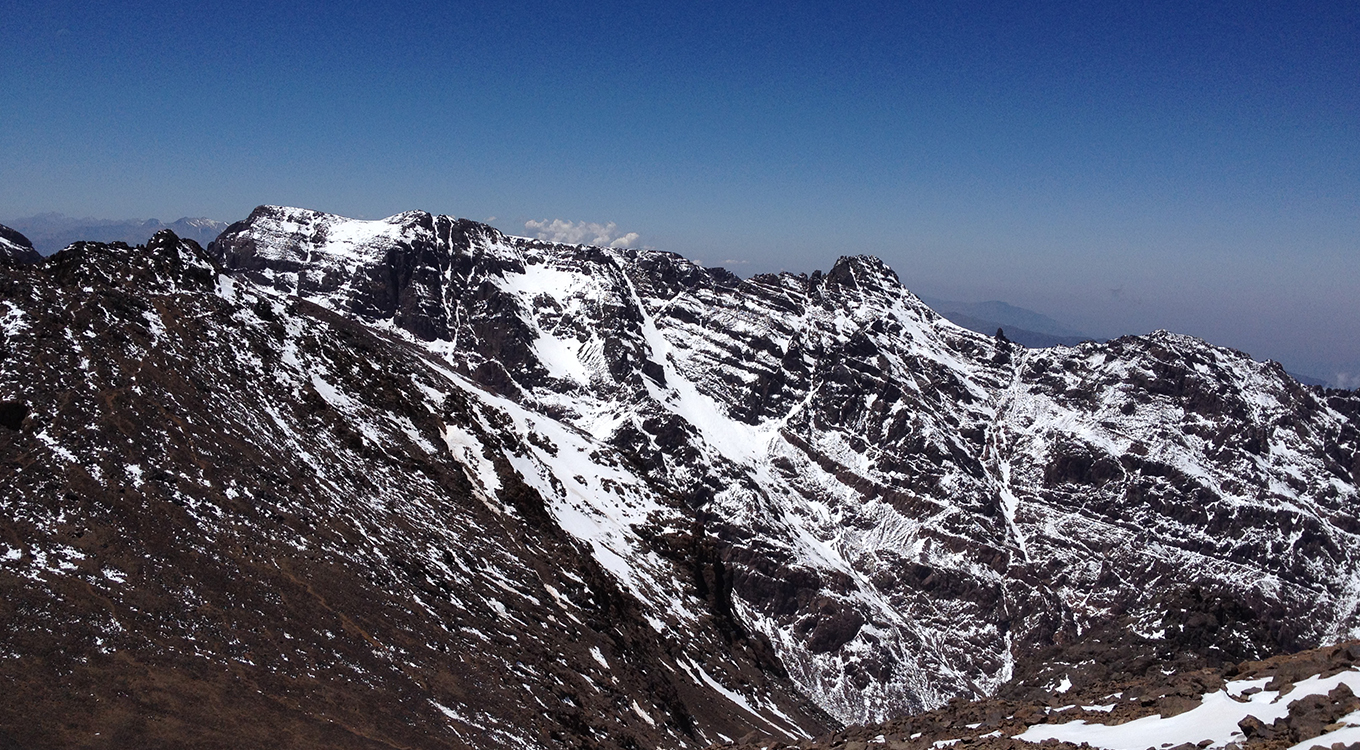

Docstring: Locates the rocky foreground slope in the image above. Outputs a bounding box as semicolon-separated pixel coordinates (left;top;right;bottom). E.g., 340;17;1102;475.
711;640;1360;750
2;206;1359;748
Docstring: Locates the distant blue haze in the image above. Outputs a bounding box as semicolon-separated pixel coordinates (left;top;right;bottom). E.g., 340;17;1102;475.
2;1;1357;385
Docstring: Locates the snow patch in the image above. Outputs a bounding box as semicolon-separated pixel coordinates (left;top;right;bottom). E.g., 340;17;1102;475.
1018;669;1360;750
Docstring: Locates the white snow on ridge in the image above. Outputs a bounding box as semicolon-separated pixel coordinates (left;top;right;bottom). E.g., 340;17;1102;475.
420;363;697;625
495;257;600;385
597;251;780;469
319;213;412;256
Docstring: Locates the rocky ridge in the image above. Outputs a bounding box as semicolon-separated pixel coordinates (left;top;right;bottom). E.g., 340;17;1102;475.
1;206;1358;748
0;224;40;265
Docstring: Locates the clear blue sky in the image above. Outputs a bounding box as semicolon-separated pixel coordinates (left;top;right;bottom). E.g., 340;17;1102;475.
3;0;1357;384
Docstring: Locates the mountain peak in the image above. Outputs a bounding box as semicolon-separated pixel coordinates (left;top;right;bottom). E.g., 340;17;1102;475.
826;254;901;287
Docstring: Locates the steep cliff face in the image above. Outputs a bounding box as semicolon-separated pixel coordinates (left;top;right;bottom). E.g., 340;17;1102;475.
2;206;1357;748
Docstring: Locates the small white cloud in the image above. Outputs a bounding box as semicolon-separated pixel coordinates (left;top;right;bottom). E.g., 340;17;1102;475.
609;232;640;249
1332;372;1360;390
721;259;750;265
525;219;640;248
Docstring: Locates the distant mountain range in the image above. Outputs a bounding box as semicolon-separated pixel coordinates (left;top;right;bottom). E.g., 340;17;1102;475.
915;296;1094;348
919;296;1333;387
3;213;230;255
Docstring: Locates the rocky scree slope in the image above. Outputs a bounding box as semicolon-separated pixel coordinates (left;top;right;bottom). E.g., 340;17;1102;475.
1;206;1358;745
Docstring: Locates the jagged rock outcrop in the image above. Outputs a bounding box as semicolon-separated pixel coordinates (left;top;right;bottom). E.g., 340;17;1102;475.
2;207;1358;748
0;224;40;265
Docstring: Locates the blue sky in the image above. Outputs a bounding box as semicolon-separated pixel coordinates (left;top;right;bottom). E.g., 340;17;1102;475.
2;0;1357;383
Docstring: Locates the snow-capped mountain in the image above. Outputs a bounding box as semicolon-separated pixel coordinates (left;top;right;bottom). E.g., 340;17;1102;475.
2;206;1358;749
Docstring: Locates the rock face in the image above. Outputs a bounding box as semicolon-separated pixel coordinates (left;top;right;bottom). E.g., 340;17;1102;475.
2;206;1359;748
0;224;40;264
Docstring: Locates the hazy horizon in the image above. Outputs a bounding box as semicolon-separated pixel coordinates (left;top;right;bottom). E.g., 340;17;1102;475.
4;1;1357;385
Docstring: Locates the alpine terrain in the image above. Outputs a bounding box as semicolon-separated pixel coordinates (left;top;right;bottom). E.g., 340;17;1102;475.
2;206;1358;750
